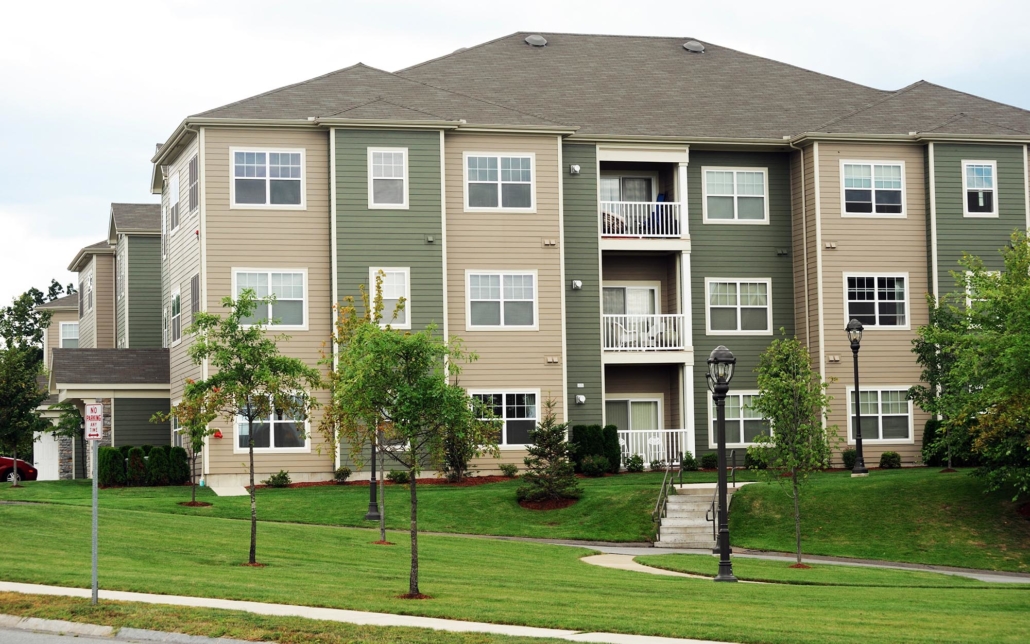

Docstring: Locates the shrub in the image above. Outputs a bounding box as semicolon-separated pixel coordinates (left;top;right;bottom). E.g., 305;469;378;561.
625;454;645;473
264;470;291;487
744;446;768;470
387;469;409;484
581;454;610;477
879;451;902;469
333;467;352;484
649;459;665;471
601;425;621;474
516;399;582;503
146;446;171;486
499;463;519;477
169;446;190;485
118;445;133;460
921;419;977;467
140;444;154;456
700;452;718;470
156;444;173;459
125;447;147;487
842;448;857;470
570;425;603;472
97;446;125;487
680;451;699;472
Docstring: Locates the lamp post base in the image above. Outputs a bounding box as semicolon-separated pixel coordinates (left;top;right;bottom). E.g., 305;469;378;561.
364;503;381;521
850;472;869;478
714;565;738;583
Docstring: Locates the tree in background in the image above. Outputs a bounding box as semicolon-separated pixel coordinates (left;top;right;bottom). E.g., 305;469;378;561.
0;279;75;358
152;381;220;504
0;346;50;485
748;334;837;565
516;398;582;504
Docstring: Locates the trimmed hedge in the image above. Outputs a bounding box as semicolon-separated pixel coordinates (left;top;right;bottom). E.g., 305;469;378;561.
169;446;190;485
581;455;610;477
700;452;718;469
146;446;171;486
126;447;147;486
140;445;155;456
601;425;621;473
571;424;622;473
118;445;133;460
680;450;699;472
842;448;857;471
879;451;902;469
97;446;125;487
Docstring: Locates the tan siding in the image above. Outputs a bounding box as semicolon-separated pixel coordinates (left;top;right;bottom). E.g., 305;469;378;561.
93;254;116;348
444;133;566;421
601;254;679;314
44;309;78;370
77;260;95;349
805;146;821;370
604;364;680;429
790;149;810;348
469;450;527;475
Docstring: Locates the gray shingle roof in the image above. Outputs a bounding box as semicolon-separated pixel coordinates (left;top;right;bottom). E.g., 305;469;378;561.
51;349;169;386
111;203;161;233
37;292;78;310
36;375;58;407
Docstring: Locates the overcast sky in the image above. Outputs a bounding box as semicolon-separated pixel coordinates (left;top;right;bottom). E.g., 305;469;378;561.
2;0;1029;305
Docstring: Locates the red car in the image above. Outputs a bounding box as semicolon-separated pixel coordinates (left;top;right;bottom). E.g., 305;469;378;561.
0;457;37;483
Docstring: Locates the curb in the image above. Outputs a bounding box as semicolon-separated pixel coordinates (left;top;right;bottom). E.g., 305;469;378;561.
0;613;265;643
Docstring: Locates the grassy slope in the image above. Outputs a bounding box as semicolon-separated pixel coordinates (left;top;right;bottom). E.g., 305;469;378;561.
731;468;1030;572
0;503;1028;643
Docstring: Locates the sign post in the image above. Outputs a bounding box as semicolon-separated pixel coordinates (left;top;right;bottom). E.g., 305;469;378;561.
85;402;103;606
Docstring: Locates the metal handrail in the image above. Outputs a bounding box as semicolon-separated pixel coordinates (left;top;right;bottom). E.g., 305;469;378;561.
705;482;718;544
651;466;673;542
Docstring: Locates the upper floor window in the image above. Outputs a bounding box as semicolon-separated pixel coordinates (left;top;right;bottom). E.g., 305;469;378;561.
849;388;912;443
600;174;656;202
190;274;200;324
467;271;536;329
846;274;907;328
85;274;93;313
231;149;304;208
370;267;410;329
705;278;771;335
188;155;199;213
465;153;534;211
368;148;408;208
60;322;79;349
841;161;904;216
168;170;180;231
963;160;997;217
702;167;768;223
171;288;182;345
709;392;770;447
234;269;306;329
472;391;537;446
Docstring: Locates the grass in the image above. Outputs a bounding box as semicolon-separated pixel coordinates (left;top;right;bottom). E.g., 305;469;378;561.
0;503;1028;643
0;592;571;643
633;554;1025;587
731;468;1030;572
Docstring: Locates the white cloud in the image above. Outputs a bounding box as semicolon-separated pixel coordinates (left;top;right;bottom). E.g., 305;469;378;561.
0;209;94;306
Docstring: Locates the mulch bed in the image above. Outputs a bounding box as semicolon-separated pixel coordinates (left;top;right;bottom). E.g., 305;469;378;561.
257;475;514;489
178;501;212;507
397;593;432;600
372;540;396;545
240;562;267;568
789;563;812;569
518;497;579;511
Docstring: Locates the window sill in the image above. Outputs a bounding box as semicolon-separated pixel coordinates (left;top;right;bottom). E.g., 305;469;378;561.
841;212;907;219
232;446;312;455
963;212;999;218
705;329;773;337
846;438;914;446
368;203;410;210
230;203;307;211
240;324;309;332
499;444;530;450
701;218;770;225
463;207;537;214
466;325;540;332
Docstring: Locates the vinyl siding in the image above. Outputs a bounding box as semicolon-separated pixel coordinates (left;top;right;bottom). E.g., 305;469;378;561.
44;309;78;370
116;235;128;347
127;236;162;347
602;254;679;314
604;364;681;429
94;254;116;348
112;398;171;447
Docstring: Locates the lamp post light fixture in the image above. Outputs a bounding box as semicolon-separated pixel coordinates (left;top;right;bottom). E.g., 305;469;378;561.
706;345;738;583
846;319;869;477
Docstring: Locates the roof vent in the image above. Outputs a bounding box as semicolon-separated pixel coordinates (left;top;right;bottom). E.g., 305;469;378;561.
452;47;467;54
525;34;548;47
683;40;705;53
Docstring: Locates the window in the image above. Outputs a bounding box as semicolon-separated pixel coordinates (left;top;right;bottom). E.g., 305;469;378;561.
78;281;84;317
171;289;181;344
236;395;308;451
600;175;656;202
963;160;997;217
965;270;1000;309
190;274;200;324
117;250;125;300
231;149;304;208
60;322;79;349
467;272;536;329
188;155;199;213
168;171;180;231
849;388;912;442
705;278;771;334
370;267;410;328
368;148;408;208
602;285;657;316
846;274;907;328
465;153;534;210
86;274;93;312
605;399;661;432
702;167;768;223
472;391;537;446
841;161;904;216
234;270;306;328
171;415;182;449
709;392;770;446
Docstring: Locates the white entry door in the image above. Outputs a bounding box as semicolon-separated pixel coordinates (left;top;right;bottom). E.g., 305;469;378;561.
34;431;60;481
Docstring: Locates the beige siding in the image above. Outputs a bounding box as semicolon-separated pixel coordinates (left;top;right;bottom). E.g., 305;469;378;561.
817;142;930;465
604;364;680;429
76;261;95;349
93;254;116;349
44;309;78;371
790;149;811;348
805;145;821;369
203;127;333;476
602;254;679;314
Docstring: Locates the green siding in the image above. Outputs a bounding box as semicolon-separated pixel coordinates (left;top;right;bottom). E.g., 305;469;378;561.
689;151;795;452
562;143;603;425
116;235;128;346
113;398;170;447
127;236;163;347
335;130;444;330
933;144;1027;295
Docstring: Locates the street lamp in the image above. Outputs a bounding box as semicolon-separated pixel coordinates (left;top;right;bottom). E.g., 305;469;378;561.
706;345;738;583
846;319;869;477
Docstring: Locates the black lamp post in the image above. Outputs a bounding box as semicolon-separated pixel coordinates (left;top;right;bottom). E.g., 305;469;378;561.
706;345;738;583
846;319;869;477
365;426;381;520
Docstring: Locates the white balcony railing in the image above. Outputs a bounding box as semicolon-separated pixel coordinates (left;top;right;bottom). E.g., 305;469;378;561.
603;314;685;351
601;201;682;238
618;429;691;466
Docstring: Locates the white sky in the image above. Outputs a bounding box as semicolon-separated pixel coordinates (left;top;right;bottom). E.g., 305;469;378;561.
2;0;1029;305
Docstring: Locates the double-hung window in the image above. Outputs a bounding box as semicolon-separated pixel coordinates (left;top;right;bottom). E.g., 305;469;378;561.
705;278;771;334
465;153;534;210
170;289;181;344
60;322;79;349
467;271;536;329
963;160;997;217
168;171;180;231
605;398;661;432
368;148;408;208
710;392;770;446
234;269;306;328
370;267;410;328
846;274;907;328
231;149;304;207
702;167;768;223
188;155;199;213
236;395;308;451
472;391;537;446
841;161;904;215
849;388;912;442
86;274;93;312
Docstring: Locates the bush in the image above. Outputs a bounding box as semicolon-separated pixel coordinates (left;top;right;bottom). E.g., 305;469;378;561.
169;446;190;485
842;448;857;470
125;447;147;486
649;459;665;471
499;463;519;477
146;446;171;486
921;419;977;467
601;425;621;474
140;444;154;456
581;455;610;477
97;446;125;487
155;444;172;460
879;451;902;469
118;445;133;460
516;400;582;503
569;425;602;472
387;469;409;484
744;447;768;470
700;452;718;470
264;470;291;487
333;467;352;484
680;451;699;472
625;454;644;473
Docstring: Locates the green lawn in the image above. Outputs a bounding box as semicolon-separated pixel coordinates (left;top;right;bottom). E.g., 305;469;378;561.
0;503;1028;643
731;468;1030;572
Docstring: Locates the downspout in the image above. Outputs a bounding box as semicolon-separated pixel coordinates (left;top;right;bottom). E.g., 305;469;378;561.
788;140;810;348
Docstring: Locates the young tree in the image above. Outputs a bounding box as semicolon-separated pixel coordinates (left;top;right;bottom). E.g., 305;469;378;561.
0;346;50;485
515;398;582;503
187;290;321;564
0;279;75;358
749;334;838;565
152;381;220;504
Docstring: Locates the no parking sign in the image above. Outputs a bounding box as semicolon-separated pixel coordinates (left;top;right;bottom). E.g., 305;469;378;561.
85;404;103;440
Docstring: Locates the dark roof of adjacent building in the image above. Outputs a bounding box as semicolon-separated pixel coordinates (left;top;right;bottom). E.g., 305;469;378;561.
36;375;59;407
36;292;78;310
68;240;113;272
50;349;169;385
110;203;161;234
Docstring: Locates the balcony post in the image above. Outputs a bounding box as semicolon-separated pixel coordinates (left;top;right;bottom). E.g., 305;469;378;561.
677;162;689;238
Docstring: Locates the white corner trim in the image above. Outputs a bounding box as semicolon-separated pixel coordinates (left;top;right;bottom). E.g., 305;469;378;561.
813;142;826;381
928;143;940;298
557;136;569;424
440;131;449;341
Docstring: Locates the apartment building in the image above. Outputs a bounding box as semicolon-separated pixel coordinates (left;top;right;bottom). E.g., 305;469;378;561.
57;32;1030;485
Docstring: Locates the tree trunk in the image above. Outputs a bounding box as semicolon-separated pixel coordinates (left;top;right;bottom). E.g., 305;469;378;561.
191;450;197;504
408;466;419;596
248;417;257;564
11;445;19;487
378;437;386;542
947;431;953;470
792;469;802;565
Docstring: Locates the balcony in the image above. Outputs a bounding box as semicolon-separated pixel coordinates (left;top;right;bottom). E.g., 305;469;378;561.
618;429;691;466
603;314;686;351
601;201;682;238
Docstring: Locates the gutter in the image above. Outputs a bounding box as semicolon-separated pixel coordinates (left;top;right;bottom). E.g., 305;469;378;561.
789;132;1030;145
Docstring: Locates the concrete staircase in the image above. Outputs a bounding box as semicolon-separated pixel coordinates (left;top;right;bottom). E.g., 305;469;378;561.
655;484;746;549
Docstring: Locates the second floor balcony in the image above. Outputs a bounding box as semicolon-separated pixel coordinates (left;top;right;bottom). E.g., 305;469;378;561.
601;201;682;238
602;313;686;351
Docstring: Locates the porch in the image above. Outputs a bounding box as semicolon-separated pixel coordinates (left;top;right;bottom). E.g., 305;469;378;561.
598;155;688;241
605;363;693;466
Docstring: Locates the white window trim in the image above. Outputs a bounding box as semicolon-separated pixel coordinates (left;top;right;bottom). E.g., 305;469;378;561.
838;160;907;218
599;171;660;202
229;147;307;210
369;266;412;330
845;386;915;445
462;151;537;213
842;272;911;330
86;273;93;313
965;269;1001;309
603;395;664;430
601;280;663;314
706;390;771;449
59;321;79;348
701;166;770;225
232;396;313;454
231;267;310;331
464;269;540;331
469;388;541;449
168;170;181;232
703;277;774;336
170;287;182;347
367;147;409;210
961;159;999;218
